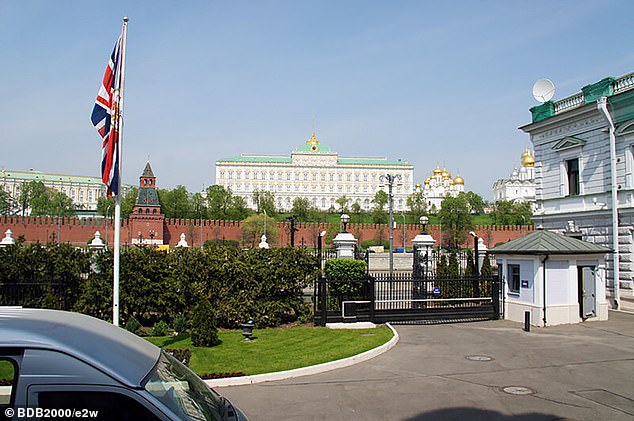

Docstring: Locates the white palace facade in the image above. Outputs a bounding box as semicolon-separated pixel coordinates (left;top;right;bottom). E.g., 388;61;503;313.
215;133;414;212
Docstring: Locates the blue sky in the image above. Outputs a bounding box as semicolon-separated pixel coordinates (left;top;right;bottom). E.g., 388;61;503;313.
2;1;633;200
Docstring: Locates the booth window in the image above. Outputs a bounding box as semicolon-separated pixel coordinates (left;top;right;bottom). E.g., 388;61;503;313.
508;264;520;294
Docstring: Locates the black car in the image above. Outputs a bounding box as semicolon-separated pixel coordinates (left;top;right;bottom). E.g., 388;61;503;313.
0;308;248;420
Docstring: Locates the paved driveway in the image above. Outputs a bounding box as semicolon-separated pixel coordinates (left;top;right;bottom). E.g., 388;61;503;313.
220;311;634;420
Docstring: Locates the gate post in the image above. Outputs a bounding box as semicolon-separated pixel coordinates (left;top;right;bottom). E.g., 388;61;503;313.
369;277;375;323
319;276;327;326
492;272;501;320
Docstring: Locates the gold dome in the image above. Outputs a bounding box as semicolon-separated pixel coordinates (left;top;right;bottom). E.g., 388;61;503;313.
415;183;421;189
442;168;451;179
453;175;464;185
433;166;442;175
521;147;534;167
306;132;320;145
424;177;431;185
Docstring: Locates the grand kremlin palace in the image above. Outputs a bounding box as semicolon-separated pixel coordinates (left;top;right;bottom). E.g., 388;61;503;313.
215;134;414;212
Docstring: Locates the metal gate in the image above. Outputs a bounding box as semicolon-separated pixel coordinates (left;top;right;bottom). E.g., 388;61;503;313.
314;272;501;325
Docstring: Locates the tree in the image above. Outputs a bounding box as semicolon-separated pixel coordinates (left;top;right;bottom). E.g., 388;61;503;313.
292;197;312;222
227;196;251;220
351;202;362;223
159;185;192;219
241;213;279;247
371;190;389;224
438;194;472;248
490;200;515;225
252;189;276;216
335;196;350;213
372;190;388;212
0;190;12;215
206;185;232;219
406;191;427;218
20;181;76;217
490;200;533;226
191;192;208;220
463;191;485;214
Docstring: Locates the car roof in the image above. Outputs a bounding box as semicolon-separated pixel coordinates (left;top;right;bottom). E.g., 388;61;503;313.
0;308;160;388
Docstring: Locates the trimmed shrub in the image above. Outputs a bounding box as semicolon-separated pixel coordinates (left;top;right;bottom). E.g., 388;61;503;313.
150;320;169;337
190;301;220;347
172;315;188;334
125;315;141;334
324;259;367;280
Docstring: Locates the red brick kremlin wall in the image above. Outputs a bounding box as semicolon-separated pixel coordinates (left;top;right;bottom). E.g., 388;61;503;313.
0;216;532;249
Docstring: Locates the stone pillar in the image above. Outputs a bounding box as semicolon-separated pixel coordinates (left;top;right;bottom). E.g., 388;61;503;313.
0;229;15;246
176;233;189;248
333;232;357;259
89;231;105;250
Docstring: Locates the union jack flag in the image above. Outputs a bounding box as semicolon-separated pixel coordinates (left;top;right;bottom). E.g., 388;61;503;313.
91;29;124;196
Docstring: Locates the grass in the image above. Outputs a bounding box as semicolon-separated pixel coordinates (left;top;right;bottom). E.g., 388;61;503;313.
146;326;393;376
0;360;14;383
271;211;496;226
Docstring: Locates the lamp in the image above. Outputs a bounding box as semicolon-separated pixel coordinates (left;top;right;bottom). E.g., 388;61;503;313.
241;320;255;341
420;216;429;234
340;213;350;232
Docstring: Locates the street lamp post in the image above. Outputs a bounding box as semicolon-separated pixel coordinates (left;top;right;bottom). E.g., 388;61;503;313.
379;174;402;278
470;231;480;297
401;213;406;252
420;216;430;279
341;213;350;233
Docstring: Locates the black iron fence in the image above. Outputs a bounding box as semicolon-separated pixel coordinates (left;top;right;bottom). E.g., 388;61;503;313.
0;282;68;310
314;272;501;325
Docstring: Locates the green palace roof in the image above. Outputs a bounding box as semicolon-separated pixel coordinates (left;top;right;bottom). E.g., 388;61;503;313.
217;133;411;167
490;229;612;255
0;169;103;185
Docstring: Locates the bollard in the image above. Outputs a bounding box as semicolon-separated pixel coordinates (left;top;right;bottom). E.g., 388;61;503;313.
524;311;531;332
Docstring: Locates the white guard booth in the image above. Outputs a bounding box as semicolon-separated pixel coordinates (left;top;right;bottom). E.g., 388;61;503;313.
490;229;611;327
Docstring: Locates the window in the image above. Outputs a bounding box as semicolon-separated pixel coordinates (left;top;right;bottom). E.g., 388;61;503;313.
508;264;520;294
566;158;580;196
0;359;16;409
37;391;161;420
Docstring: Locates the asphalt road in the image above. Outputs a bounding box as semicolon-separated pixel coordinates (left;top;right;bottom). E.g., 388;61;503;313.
220;311;634;421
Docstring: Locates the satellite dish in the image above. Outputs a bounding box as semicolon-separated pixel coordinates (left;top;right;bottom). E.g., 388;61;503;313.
532;79;555;103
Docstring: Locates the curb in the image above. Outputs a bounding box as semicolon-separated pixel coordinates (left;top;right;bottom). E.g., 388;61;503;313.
205;323;399;388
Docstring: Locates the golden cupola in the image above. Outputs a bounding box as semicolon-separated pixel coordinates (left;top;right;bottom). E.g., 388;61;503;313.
306;132;321;152
433;166;443;175
424;177;431;185
453;174;464;185
442;168;451;180
521;147;535;167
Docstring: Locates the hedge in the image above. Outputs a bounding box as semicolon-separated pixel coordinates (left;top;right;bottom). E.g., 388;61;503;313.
0;243;319;329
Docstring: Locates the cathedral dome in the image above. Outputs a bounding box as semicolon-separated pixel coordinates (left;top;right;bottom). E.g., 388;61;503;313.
521;148;534;167
424;177;431;185
453;175;464;185
442;168;451;180
433;166;443;175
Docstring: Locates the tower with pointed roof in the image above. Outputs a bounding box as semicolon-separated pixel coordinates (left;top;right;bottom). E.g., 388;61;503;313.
129;162;164;246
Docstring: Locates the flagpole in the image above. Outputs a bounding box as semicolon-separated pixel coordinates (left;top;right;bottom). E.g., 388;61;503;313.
113;16;129;327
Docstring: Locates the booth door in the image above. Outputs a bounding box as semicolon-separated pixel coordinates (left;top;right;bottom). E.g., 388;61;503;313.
578;266;596;318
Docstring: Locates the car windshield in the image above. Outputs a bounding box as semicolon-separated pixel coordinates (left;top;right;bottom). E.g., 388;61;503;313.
144;351;223;421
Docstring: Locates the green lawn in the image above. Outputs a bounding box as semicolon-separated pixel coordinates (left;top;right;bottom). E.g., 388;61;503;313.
147;326;393;376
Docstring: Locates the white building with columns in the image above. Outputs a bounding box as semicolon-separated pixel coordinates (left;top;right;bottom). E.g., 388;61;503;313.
215;133;414;212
